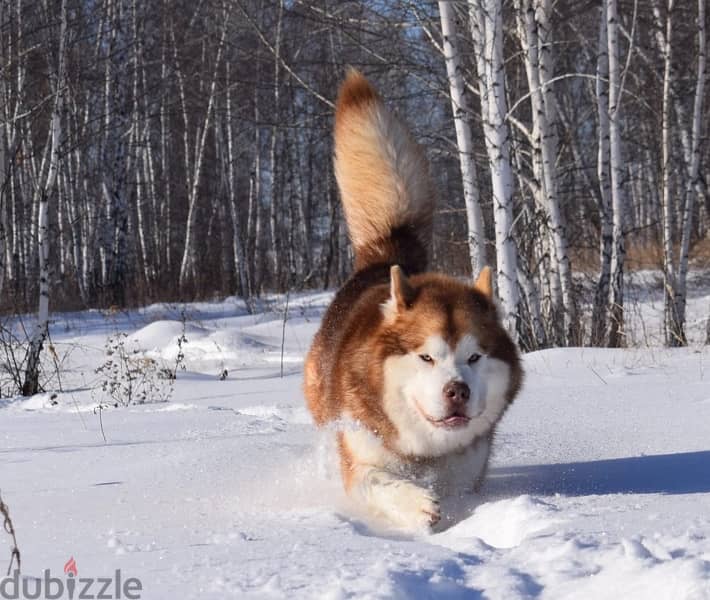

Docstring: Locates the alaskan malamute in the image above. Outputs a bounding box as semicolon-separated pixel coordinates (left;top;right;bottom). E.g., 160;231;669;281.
304;70;522;532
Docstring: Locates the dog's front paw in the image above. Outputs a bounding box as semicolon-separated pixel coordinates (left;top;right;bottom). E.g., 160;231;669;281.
385;480;440;532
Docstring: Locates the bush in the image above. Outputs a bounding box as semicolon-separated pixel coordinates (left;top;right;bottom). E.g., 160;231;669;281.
93;332;173;407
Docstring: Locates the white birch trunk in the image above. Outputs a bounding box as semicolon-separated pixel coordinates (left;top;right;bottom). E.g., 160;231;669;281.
438;0;486;276
516;0;573;343
225;62;251;309
178;18;228;290
249;84;263;294
23;0;67;395
0;129;6;295
606;0;627;347
131;0;152;289
1;0;24;294
268;0;284;288
63;145;87;303
593;3;613;345
134;128;152;289
650;0;704;346
677;0;706;340
537;0;574;342
469;0;520;334
656;0;681;345
158;22;171;274
673;0;707;345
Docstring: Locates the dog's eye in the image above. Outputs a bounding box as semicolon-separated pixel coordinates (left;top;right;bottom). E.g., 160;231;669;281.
468;353;482;365
419;354;434;364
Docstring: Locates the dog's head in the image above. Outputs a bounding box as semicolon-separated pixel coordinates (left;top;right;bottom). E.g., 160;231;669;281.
375;266;522;458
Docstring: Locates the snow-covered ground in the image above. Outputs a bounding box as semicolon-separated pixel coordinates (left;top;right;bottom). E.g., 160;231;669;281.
2;285;710;599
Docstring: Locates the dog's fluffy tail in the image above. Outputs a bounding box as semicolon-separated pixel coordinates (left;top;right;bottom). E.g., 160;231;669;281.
334;69;434;273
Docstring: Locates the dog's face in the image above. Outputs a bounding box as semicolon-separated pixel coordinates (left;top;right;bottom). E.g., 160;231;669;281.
377;267;520;458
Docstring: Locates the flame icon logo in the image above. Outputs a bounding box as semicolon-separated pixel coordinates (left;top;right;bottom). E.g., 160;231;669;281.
63;556;78;577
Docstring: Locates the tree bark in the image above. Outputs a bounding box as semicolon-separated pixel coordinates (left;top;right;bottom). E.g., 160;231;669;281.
606;0;627;348
469;0;520;335
178;15;228;291
225;62;251;310
592;4;613;346
438;0;486;276
515;0;573;344
678;0;706;343
23;0;67;396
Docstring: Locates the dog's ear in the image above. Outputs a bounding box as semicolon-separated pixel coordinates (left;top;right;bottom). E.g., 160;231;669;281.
382;265;413;320
473;266;493;301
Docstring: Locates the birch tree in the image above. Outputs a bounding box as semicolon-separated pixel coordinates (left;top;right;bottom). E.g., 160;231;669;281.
0;131;6;297
656;0;680;345
438;0;486;276
178;11;229;291
676;0;706;343
606;0;628;348
514;0;574;344
22;0;68;396
469;0;519;334
225;61;252;309
0;0;708;353
268;0;284;289
652;0;706;346
592;5;613;346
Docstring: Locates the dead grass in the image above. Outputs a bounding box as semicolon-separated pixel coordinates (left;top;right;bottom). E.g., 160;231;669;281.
689;237;710;268
571;237;710;275
0;490;20;575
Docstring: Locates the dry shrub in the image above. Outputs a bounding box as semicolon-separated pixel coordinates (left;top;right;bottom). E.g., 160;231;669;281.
569;248;600;275
690;236;710;268
625;242;664;271
0;490;20;575
573;236;710;275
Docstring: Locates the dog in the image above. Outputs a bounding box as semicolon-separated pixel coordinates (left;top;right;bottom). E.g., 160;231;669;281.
304;70;522;532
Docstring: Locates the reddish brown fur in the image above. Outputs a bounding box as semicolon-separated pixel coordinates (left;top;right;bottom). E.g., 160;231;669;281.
337;432;356;491
305;267;522;456
334;69;378;123
304;71;522;486
332;70;433;271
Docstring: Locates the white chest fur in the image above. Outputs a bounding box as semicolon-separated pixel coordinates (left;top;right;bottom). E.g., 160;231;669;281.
341;426;491;532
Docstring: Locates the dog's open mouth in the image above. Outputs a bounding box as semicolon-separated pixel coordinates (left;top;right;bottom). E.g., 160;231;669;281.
430;413;471;428
417;403;471;429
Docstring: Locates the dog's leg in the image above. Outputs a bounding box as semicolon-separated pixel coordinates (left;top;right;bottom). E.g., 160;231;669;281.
356;466;441;531
471;436;492;493
433;436;492;497
339;430;439;532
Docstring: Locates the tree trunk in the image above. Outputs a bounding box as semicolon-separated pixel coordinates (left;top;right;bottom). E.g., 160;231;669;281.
225;62;251;310
656;0;682;345
469;0;520;335
178;16;228;291
676;0;705;344
592;4;613;346
606;0;627;348
23;0;67;396
0;132;6;297
516;0;573;344
438;0;486;276
267;0;284;290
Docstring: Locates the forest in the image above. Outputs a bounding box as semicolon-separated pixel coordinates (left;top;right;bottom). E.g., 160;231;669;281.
0;0;708;394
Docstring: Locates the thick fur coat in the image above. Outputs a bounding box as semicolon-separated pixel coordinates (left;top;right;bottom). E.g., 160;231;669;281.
304;71;522;532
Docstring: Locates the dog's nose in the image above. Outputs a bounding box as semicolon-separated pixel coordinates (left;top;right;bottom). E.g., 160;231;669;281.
443;380;470;406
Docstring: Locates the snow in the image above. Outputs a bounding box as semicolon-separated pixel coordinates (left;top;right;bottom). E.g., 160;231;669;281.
2;292;710;599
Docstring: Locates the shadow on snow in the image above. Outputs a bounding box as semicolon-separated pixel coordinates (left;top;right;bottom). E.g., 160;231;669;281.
486;450;710;497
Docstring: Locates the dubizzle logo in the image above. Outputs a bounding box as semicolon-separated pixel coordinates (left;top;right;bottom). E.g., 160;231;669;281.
63;558;78;578
0;556;142;599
